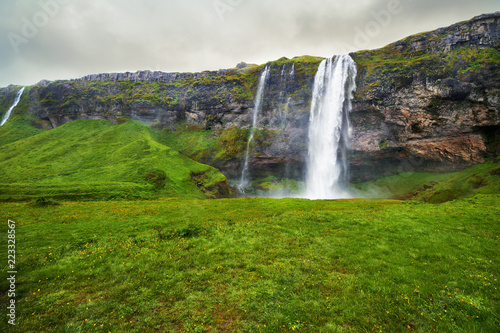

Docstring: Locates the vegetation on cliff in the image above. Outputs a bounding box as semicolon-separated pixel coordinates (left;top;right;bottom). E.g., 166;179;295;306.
158;123;282;171
158;124;250;166
14;55;321;132
352;46;500;101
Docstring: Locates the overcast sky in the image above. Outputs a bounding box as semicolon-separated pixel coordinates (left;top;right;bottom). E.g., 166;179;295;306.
0;0;498;87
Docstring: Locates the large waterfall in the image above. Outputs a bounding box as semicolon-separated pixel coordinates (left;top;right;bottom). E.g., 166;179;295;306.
304;55;357;199
239;65;270;190
0;87;25;126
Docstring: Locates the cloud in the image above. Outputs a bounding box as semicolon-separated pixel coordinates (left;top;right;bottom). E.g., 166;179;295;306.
0;0;498;87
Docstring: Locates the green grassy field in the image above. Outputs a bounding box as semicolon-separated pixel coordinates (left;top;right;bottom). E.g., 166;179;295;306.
1;195;499;332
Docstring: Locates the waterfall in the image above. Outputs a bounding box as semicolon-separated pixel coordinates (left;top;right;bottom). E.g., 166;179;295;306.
239;65;270;190
278;64;288;126
280;64;286;78
0;87;25;126
304;55;357;199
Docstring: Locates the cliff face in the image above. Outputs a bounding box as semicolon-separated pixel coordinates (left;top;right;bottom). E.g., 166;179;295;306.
2;13;499;183
349;12;500;180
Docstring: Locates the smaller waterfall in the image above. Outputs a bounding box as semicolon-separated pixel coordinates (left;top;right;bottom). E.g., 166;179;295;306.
280;64;286;78
278;64;289;126
239;65;270;189
0;87;25;126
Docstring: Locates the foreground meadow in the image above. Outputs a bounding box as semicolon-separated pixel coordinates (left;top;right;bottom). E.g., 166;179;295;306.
1;196;499;332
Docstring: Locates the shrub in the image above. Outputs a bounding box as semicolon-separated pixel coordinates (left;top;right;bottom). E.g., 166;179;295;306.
29;197;60;207
145;170;167;190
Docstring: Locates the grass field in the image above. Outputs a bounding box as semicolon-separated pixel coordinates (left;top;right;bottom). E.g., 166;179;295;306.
1;195;499;332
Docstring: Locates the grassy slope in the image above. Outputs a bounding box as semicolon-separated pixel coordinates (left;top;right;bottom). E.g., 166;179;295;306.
0;120;45;147
412;160;500;203
0;119;227;201
351;160;500;202
350;172;456;199
0;196;498;332
159;125;251;168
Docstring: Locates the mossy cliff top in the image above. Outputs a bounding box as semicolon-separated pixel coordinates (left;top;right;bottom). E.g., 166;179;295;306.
1;55;322;131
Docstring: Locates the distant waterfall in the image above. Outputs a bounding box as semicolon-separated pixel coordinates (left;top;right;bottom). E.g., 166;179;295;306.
304;55;357;199
0;87;25;126
239;65;270;190
278;64;289;127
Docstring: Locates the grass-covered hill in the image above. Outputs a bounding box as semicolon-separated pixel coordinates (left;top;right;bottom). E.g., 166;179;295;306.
0;119;230;201
350;159;500;202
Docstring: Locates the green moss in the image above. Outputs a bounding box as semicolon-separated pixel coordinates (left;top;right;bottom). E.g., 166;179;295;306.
353;46;500;101
254;177;304;193
41;92;57;106
216;127;249;161
378;140;389;148
350;171;455;199
457;48;500;76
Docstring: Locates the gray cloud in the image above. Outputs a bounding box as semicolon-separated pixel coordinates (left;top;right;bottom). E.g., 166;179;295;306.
0;0;498;87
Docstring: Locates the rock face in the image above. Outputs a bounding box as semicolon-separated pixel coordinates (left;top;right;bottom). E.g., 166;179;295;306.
1;12;499;183
349;12;500;180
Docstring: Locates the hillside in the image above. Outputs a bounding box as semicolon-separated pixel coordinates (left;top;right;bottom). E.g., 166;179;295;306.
350;158;500;202
0;119;230;201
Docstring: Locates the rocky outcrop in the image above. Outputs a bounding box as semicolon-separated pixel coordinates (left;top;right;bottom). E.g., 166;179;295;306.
1;13;499;183
349;12;500;180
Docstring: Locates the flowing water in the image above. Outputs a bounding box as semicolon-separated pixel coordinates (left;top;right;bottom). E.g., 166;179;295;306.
0;87;25;126
304;55;357;199
238;66;270;190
